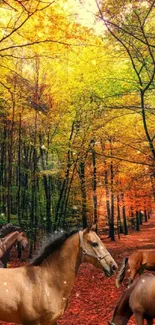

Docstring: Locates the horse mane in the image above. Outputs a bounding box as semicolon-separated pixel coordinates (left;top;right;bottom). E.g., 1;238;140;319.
112;281;136;321
30;228;80;266
112;290;126;319
0;223;22;238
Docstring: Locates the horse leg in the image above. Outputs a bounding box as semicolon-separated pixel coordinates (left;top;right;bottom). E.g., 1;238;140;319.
128;269;137;286
138;263;146;276
134;311;144;325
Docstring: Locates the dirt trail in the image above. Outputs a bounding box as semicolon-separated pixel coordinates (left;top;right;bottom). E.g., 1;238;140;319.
58;213;155;325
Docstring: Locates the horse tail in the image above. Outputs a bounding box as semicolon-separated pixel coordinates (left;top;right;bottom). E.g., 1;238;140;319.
116;257;128;288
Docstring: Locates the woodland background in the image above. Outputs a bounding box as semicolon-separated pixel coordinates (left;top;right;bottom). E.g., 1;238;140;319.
0;0;155;255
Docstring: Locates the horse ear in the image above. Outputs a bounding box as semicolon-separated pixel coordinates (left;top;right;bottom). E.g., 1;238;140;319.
91;224;97;232
83;222;95;235
83;226;91;235
83;223;97;235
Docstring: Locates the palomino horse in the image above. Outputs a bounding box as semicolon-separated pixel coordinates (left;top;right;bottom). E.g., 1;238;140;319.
0;225;117;325
0;223;28;267
116;250;155;288
109;273;155;325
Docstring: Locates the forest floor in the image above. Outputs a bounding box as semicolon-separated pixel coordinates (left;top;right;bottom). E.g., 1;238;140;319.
3;214;155;325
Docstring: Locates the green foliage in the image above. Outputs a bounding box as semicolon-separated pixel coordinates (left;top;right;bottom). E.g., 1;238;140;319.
0;0;154;238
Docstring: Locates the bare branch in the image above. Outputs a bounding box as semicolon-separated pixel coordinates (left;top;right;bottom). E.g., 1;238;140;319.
0;1;55;45
0;80;13;96
96;152;154;167
95;0;155;49
142;0;155;27
2;0;17;11
0;39;91;52
0;12;33;44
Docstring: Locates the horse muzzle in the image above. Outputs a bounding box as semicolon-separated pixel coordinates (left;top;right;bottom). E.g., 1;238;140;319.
103;262;118;277
22;241;28;248
110;262;118;274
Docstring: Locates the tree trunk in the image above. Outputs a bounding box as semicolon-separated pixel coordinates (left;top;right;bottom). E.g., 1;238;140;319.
43;175;52;232
117;194;123;238
92;147;97;225
104;162;111;231
144;209;148;222
7;94;15;222
110;156;115;241
121;193;128;235
79;161;87;228
17;114;22;224
62;159;78;227
55;122;75;228
136;211;140;231
0;125;7;214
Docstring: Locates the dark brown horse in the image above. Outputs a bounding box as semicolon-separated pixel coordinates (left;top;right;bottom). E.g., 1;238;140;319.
116;250;155;288
0;225;117;325
0;223;28;267
109;273;155;325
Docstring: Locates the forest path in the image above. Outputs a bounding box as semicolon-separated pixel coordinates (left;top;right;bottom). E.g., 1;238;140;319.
58;213;155;325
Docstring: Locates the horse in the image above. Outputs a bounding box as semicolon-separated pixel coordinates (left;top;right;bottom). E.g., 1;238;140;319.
116;250;155;288
0;223;28;267
0;224;117;325
109;273;155;325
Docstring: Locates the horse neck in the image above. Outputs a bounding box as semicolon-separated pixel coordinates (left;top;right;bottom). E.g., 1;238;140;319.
2;231;19;250
43;232;81;295
112;289;133;325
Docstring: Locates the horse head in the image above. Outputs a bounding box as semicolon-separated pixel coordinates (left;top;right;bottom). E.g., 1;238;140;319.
17;231;28;248
79;224;118;277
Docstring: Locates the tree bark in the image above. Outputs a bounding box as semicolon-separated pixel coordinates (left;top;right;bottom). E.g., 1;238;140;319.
136;210;140;231
79;161;87;228
92;147;97;225
121;193;128;235
110;154;115;241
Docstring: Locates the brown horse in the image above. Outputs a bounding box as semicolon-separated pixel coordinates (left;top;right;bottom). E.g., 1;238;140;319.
116;250;155;288
0;225;117;325
109;273;155;325
0;224;28;266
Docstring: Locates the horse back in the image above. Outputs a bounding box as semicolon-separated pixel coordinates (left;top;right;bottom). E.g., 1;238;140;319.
129;274;155;318
128;251;143;270
129;250;155;270
142;250;155;269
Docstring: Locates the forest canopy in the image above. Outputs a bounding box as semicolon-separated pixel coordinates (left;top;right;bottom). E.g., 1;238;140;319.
0;0;154;245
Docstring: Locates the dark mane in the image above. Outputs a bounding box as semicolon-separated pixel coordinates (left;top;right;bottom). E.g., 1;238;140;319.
112;291;125;320
112;281;136;321
0;223;22;238
30;228;80;266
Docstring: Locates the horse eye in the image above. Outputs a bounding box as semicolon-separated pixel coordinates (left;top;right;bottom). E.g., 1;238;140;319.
91;242;98;247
